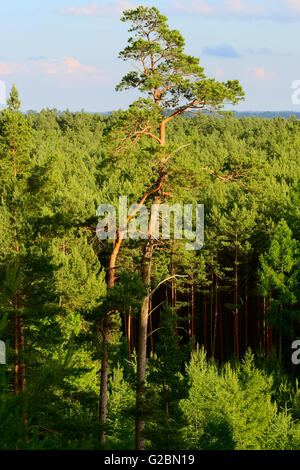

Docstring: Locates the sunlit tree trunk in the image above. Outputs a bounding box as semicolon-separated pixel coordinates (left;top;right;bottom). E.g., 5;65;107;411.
135;197;160;450
99;183;163;443
149;296;154;354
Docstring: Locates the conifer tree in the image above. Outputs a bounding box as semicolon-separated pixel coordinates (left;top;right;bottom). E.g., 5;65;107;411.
114;6;244;449
146;306;190;449
0;85;31;394
259;219;299;361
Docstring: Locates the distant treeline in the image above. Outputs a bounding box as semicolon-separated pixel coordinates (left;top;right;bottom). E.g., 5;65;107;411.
24;109;300;119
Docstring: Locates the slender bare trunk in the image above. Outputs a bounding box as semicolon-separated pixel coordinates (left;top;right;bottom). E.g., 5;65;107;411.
128;307;132;359
278;305;283;362
219;295;224;362
18;316;26;392
98;248;119;444
14;312;19;396
257;296;261;352
135;197;160;450
98;315;110;443
187;291;192;339
191;279;195;345
148;296;154;355
245;274;249;350
159;122;166;147
210;273;213;353
212;275;218;359
135;237;154;450
234;244;239;358
203;295;207;350
163;384;169;443
263;298;266;355
171;257;175;308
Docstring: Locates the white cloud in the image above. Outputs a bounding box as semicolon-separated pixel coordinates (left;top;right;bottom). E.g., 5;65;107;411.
172;0;213;15
0;62;21;75
225;0;264;16
172;0;300;19
57;1;136;17
245;67;275;81
172;0;265;18
281;0;300;13
0;57;104;81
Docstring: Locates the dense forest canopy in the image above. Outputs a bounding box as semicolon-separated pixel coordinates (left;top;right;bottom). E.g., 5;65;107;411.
0;6;299;451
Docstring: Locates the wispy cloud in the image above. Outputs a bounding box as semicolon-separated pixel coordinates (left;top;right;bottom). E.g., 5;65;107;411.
172;0;300;20
43;57;98;75
27;56;47;62
0;57;104;81
54;0;300;21
245;66;275;81
172;0;214;14
225;0;264;16
172;0;265;19
282;0;300;13
57;1;136;17
215;67;224;78
203;45;241;58
245;47;272;56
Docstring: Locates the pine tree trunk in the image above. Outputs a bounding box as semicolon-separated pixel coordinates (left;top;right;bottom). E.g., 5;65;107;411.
159;122;166;147
135;237;154;450
135;197;160;450
212;275;218;359
163;384;169;443
14;311;19;396
191;279;195;345
219;295;224;362
210;273;213;354
18;316;26;392
99;314;110;444
187;290;192;339
234;244;239;358
98;248;118;444
128;307;132;359
263;297;266;356
149;295;154;354
245;274;249;350
257;296;261;352
171;257;175;308
203;295;207;350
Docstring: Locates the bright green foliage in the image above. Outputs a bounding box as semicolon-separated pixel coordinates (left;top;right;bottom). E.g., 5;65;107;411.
117;6;244;113
259;219;299;331
106;363;136;449
181;348;300;450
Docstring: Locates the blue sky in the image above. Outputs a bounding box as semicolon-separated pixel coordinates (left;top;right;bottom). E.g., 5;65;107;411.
0;0;299;111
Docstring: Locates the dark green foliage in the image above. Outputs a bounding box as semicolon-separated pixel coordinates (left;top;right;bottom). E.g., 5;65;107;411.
145;306;191;449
